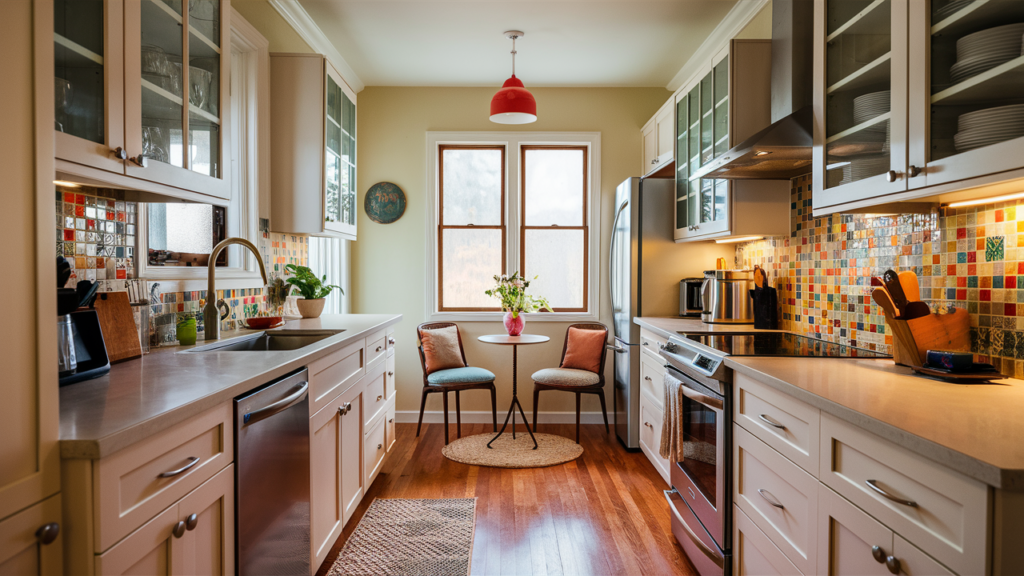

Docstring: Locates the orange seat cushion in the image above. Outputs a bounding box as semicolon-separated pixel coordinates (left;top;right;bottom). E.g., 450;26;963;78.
420;326;466;374
561;328;606;374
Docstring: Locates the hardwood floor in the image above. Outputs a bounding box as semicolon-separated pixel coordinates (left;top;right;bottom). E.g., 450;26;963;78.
315;422;698;576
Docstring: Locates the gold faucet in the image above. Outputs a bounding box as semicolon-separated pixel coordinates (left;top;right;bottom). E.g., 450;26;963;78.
203;237;269;341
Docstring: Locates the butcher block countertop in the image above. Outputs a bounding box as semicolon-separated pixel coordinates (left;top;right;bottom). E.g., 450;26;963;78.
635;317;1024;490
59;314;401;459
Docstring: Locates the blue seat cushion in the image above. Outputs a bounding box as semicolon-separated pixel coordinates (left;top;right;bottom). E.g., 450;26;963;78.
427;366;496;386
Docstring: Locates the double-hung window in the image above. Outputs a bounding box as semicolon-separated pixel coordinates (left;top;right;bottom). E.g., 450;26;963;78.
428;132;601;320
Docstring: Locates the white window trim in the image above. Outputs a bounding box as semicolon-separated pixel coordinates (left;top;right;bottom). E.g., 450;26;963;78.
136;11;269;292
425;131;602;322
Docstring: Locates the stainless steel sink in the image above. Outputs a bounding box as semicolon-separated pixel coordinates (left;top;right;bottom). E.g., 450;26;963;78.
183;330;344;353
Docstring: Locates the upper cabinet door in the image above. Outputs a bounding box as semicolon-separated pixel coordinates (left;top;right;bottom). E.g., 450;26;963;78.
813;0;910;209
324;63;357;239
908;0;1024;190
54;0;126;173
124;0;231;199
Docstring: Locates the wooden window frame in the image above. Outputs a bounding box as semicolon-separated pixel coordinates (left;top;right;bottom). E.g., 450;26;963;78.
437;144;507;312
520;145;589;313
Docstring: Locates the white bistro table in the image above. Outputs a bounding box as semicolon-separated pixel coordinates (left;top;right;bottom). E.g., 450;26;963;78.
477;334;550;449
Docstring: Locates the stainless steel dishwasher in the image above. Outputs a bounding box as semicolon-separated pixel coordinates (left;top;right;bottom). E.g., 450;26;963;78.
235;368;310;576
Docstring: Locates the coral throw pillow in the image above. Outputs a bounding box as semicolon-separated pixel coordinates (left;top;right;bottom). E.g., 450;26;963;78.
561;328;606;374
420;326;466;374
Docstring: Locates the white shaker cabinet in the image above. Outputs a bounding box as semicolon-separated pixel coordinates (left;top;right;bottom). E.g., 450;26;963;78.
0;495;62;576
642;99;674;177
53;0;232;200
270;53;358;240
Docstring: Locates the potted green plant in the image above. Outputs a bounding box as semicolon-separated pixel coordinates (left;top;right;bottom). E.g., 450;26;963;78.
284;264;343;319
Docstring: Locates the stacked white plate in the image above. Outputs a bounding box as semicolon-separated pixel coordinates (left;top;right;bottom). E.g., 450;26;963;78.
851;90;891;146
849;155;891;182
950;23;1024;83
954;103;1024;152
935;0;973;22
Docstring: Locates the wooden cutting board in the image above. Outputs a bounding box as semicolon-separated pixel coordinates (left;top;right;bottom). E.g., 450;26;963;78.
93;291;142;363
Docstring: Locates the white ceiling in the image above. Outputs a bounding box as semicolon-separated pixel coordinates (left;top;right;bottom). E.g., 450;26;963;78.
296;0;739;87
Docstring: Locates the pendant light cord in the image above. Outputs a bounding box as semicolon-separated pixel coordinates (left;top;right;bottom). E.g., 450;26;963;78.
511;35;517;76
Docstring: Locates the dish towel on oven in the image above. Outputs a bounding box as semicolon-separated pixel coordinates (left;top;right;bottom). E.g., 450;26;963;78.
659;371;685;462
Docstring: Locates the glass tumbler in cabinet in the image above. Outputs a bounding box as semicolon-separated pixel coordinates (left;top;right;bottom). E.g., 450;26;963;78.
124;0;230;200
813;0;909;209
54;0;127;174
908;0;1024;189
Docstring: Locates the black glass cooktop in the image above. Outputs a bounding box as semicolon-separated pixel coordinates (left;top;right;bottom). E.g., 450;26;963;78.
682;332;891;358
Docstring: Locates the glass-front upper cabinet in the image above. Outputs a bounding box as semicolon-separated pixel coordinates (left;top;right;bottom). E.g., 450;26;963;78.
325;67;357;237
813;0;909;209
908;0;1024;190
125;0;230;199
54;0;127;173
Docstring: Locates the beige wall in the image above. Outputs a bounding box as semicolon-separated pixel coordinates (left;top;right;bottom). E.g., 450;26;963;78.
233;0;313;53
735;1;773;40
353;86;734;418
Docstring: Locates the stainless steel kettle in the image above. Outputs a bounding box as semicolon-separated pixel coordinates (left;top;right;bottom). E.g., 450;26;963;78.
701;269;755;324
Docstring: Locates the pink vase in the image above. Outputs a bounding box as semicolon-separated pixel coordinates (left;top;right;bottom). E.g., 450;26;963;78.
503;311;525;336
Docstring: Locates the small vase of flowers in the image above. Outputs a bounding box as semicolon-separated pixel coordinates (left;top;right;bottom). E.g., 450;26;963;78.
484;272;551;336
285;264;343;319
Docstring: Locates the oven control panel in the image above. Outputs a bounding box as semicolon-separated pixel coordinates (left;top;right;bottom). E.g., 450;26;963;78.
693;354;718;373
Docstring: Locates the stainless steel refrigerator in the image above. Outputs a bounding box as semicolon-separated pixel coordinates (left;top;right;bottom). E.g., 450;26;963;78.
611;177;699;449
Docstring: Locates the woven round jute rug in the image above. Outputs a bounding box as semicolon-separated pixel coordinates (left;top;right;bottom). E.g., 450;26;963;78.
441;432;583;468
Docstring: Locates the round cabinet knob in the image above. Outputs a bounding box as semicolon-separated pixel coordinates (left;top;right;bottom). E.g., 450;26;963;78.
130;154;148;168
389;418;394;423
376;346;383;352
644;376;652;381
377;443;383;450
908;165;922;177
651;159;658;165
172;520;186;539
388;371;394;377
886;170;900;183
885;556;901;575
388;337;395;345
35;523;59;545
185;513;198;531
377;395;383;402
112;147;128;160
871;545;886;563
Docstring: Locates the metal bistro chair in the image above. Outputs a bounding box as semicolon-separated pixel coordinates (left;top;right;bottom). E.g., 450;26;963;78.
416;322;498;444
531;322;611;444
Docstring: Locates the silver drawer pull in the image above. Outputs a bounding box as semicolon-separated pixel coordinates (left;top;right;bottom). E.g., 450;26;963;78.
758;414;786;429
158;456;201;478
757;488;784;509
865;479;917;507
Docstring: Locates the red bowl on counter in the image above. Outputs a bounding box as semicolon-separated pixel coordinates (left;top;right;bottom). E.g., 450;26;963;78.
245;316;284;330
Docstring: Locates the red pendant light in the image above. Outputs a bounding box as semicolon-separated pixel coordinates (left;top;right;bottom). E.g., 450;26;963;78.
490;31;537;124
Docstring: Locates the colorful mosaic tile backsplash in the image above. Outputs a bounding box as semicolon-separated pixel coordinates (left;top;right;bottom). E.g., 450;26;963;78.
56;189;137;291
734;174;1024;378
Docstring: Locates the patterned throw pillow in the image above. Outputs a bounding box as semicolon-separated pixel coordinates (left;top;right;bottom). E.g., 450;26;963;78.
561;327;606;374
420;326;466;374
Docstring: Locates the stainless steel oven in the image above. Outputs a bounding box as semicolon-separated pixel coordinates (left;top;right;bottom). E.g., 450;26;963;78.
663;363;730;576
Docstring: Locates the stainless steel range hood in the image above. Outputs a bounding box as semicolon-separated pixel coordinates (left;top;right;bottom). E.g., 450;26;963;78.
692;0;814;180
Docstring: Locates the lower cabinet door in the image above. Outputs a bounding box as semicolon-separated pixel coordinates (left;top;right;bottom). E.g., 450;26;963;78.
364;416;387;486
177;465;235;576
95;505;183;576
0;494;62;575
817;486;893;576
310;402;345;571
339;382;365;525
734;505;802;576
385;402;396;453
892;534;955;576
638;393;669;485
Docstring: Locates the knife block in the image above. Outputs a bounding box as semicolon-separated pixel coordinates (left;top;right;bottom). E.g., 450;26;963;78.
882;308;970;367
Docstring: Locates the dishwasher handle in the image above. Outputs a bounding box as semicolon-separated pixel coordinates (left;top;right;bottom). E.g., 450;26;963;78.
243;381;309;426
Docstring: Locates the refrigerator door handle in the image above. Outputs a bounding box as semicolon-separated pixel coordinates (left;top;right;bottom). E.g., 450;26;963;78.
609;198;629;337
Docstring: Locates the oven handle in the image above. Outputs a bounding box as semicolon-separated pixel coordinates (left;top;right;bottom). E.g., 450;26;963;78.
664;489;725;569
679;384;724;412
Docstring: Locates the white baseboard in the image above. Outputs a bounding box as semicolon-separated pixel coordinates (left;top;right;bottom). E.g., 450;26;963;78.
395;410;609;425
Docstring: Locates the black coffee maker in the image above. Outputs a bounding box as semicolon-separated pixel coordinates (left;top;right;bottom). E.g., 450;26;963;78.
57;257;109;386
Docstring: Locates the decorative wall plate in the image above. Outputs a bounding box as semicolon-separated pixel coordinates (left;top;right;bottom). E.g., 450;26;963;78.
364;182;407;224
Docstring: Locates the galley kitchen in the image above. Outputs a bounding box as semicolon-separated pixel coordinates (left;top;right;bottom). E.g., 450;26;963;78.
6;0;1024;574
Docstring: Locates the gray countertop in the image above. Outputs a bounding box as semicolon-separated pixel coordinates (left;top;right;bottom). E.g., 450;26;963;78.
635;317;1024;490
60;314;401;459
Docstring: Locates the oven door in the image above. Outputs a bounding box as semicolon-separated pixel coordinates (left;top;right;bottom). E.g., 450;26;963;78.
667;365;728;552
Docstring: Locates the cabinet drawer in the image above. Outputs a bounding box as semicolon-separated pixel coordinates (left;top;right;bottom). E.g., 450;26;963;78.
735;425;818;575
385;401;396;453
735;373;820;475
366;329;387;367
364;416;386;486
94;402;232;552
820;413;989;575
735;504;802;576
640;329;666;363
363;362;387;426
639;394;670;485
308;339;365;416
385;354;395;400
386;325;396;356
640;354;664;410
